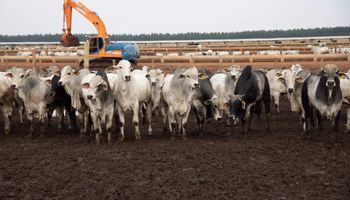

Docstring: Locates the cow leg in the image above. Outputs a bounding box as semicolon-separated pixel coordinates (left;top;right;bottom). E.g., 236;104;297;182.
57;107;65;132
273;92;280;113
2;105;12;135
225;109;231;127
314;111;322;140
91;113;101;144
346;107;350;132
333;112;342;143
106;113;113;144
78;112;85;136
26;112;34;137
146;103;153;136
117;107;125;142
161;105;168;133
243;104;254;134
193;106;204;134
83;111;89;136
167;107;176;139
38;104;46;137
46;107;53;128
132;104;141;141
181;107;192;140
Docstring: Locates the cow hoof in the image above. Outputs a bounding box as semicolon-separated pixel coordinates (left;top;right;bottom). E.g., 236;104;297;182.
135;136;142;141
170;136;175;140
182;136;187;141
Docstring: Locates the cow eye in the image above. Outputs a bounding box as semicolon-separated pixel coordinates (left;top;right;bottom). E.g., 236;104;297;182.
187;75;190;78
119;66;122;69
20;75;24;78
67;72;71;75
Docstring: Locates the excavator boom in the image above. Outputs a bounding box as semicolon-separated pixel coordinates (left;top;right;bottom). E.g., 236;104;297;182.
61;0;109;47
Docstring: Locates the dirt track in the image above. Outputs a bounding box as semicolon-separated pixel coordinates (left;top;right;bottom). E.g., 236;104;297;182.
0;99;349;200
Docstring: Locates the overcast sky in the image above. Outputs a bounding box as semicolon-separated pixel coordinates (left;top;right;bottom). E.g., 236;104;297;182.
0;0;349;35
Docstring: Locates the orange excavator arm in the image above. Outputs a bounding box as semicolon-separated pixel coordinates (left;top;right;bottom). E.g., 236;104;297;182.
61;0;109;46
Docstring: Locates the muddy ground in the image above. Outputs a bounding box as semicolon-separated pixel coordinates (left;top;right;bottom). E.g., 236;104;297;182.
0;99;349;200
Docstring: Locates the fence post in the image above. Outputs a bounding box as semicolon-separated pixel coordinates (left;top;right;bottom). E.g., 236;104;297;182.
83;39;90;69
32;50;36;69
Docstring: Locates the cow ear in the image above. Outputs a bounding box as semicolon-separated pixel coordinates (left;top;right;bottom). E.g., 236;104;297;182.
45;79;52;85
241;100;246;110
81;83;90;89
178;74;185;79
54;71;61;76
198;73;207;80
223;102;230;109
4;72;13;78
295;77;304;82
24;70;31;78
105;66;117;73
338;72;349;80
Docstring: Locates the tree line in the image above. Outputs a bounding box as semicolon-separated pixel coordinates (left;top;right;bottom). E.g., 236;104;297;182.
0;27;349;42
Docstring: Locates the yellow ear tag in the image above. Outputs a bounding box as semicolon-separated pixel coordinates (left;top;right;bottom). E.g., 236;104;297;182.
339;74;346;79
198;73;207;80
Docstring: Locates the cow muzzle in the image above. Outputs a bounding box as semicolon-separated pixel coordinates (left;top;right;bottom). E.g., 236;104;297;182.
58;81;63;86
124;75;131;81
193;83;200;88
151;82;156;86
288;88;294;93
87;95;93;100
326;80;335;87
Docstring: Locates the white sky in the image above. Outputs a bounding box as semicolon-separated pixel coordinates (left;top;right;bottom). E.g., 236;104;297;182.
0;0;349;35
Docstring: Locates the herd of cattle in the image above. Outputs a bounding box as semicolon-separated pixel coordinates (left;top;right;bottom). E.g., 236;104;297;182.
0;61;349;143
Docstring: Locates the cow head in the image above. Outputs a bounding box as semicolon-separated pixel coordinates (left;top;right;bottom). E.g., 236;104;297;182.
83;75;108;103
146;69;160;87
224;65;241;81
282;69;296;94
206;95;222;121
116;60;133;82
319;64;340;103
290;64;302;75
227;94;246;126
11;68;33;89
178;66;199;89
58;66;78;86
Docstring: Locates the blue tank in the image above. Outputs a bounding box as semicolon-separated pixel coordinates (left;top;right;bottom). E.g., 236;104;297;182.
105;42;140;61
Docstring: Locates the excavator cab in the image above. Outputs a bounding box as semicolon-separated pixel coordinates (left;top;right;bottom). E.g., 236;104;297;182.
89;36;105;54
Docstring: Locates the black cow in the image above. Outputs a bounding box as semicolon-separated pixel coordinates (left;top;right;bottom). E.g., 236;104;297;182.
301;64;342;141
192;68;221;133
47;75;77;132
227;65;271;134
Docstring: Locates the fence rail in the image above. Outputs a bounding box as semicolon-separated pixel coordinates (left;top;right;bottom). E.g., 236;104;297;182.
0;54;349;66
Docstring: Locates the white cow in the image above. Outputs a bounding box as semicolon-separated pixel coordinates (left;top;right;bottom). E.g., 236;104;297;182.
0;72;14;135
146;68;165;113
110;60;152;141
11;69;51;136
308;45;330;54
58;66;91;135
283;66;311;121
266;69;287;113
210;65;241;123
339;70;350;131
162;67;199;139
82;73;115;144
